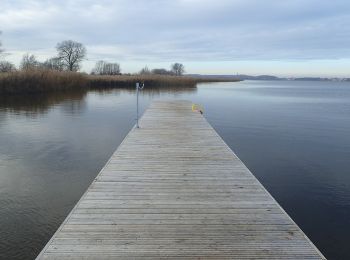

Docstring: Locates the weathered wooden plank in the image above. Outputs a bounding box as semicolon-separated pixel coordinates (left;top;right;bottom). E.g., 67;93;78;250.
36;100;325;259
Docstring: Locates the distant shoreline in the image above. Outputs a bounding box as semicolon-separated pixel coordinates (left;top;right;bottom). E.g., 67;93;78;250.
189;74;350;82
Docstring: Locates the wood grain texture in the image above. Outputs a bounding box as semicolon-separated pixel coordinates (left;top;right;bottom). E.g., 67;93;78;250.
36;100;325;259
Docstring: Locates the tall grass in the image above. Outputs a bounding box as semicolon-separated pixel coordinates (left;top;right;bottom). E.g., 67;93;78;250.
88;74;198;89
0;70;87;94
0;70;240;94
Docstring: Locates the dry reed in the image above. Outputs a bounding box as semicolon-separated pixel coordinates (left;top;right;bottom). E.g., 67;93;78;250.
0;69;87;94
0;70;240;94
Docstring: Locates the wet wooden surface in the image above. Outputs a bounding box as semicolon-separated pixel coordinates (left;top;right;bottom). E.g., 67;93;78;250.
37;100;325;259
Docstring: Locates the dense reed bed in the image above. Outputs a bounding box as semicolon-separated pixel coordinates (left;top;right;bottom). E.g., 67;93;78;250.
89;74;198;89
0;70;240;94
0;70;87;94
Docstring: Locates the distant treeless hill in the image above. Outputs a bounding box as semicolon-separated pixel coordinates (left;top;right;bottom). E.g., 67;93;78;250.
187;74;281;80
187;74;350;81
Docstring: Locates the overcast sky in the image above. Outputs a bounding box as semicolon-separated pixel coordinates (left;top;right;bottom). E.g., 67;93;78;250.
1;0;350;76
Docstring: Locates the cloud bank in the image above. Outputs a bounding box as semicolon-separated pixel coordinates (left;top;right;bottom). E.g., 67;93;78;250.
1;0;350;75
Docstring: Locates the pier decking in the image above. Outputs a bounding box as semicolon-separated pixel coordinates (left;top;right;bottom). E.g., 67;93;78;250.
37;100;325;259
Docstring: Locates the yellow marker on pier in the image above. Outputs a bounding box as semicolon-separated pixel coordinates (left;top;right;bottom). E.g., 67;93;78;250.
192;103;204;114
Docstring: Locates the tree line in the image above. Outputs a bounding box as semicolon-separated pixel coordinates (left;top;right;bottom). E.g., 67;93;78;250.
0;33;185;76
139;63;184;76
0;39;86;73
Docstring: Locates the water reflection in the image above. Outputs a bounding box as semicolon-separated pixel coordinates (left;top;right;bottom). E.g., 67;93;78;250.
0;91;87;115
91;86;197;97
0;87;197;114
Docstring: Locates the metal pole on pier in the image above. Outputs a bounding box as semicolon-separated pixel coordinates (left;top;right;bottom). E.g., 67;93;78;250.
136;82;144;128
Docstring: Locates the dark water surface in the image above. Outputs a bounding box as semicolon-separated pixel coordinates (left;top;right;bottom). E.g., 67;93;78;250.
0;81;349;259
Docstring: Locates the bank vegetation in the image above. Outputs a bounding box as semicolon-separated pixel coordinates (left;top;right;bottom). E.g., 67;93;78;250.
0;37;240;94
0;70;240;94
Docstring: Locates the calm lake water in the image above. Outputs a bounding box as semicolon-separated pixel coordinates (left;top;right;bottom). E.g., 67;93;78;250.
0;80;349;259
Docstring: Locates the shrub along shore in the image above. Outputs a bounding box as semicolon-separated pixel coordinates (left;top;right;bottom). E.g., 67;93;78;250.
0;70;240;95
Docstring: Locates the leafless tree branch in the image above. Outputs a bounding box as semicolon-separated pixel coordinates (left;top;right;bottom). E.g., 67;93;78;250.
56;40;86;71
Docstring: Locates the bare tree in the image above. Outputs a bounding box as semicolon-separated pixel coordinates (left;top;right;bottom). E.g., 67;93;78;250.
42;57;65;71
56;40;86;71
152;68;173;75
0;61;16;72
139;66;151;75
93;60;121;75
93;60;104;75
107;63;121;75
20;53;39;70
171;63;185;76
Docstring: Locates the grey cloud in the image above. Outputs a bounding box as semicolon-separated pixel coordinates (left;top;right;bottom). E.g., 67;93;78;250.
1;0;350;68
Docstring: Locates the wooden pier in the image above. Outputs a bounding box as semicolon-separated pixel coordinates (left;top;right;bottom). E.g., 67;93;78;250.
37;100;325;259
